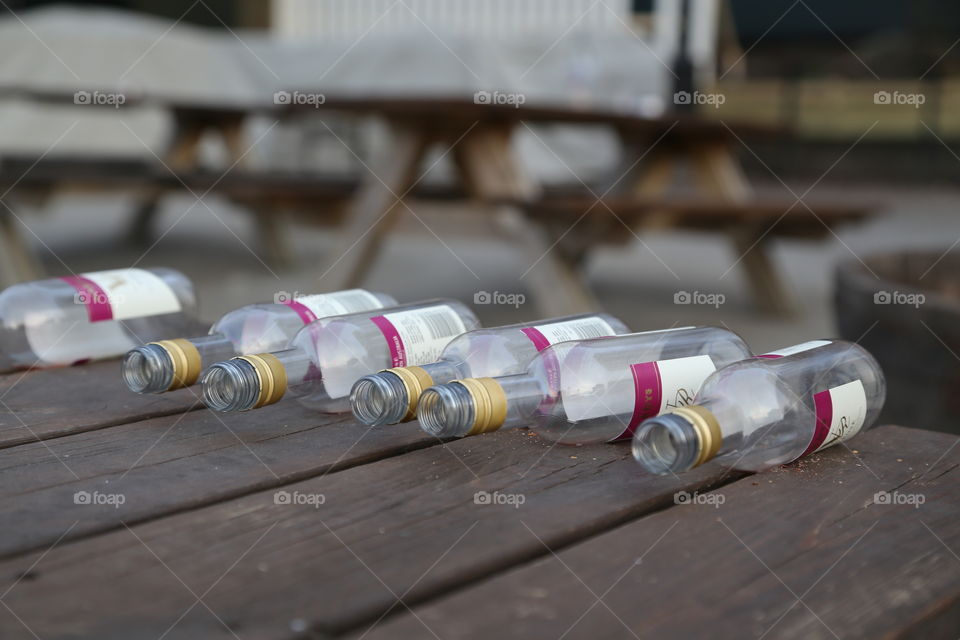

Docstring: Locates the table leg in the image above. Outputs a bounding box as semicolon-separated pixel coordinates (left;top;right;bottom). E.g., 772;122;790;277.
690;141;794;314
316;122;430;291
126;120;204;245
453;124;598;316
0;196;43;286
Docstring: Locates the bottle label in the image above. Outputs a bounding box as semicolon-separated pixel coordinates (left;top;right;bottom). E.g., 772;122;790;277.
521;317;616;351
61;269;181;322
371;306;467;367
803;379;867;456
283;290;383;324
612;354;717;441
758;340;832;359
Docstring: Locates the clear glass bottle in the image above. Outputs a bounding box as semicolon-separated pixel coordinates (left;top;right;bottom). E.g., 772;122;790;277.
202;299;480;414
0;267;197;371
350;313;630;426
418;326;751;444
632;340;886;474
122;289;395;394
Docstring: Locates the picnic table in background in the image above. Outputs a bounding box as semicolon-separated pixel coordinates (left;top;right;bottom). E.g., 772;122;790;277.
0;360;956;638
0;89;874;314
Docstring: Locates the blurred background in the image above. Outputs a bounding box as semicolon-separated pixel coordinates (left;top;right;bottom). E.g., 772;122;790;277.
0;0;958;432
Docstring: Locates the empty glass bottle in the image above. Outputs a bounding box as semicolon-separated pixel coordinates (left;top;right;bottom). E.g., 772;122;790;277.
122;289;394;394
202;299;480;414
632;340;886;474
418;326;751;444
0;267;197;371
350;313;630;426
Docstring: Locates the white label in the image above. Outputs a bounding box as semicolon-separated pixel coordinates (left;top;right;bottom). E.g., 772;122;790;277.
373;306;468;367
524;317;616;348
295;290;383;318
78;269;181;321
762;340;832;358
562;353;716;424
649;355;717;414
808;379;867;454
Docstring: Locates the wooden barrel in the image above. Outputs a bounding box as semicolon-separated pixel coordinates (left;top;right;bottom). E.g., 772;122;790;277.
835;251;960;435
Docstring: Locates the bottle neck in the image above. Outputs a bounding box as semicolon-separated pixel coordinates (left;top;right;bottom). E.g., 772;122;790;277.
351;359;465;427
201;347;313;412
418;373;543;438
632;404;725;474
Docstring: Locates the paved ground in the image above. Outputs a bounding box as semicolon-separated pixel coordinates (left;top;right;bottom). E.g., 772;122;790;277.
19;179;960;354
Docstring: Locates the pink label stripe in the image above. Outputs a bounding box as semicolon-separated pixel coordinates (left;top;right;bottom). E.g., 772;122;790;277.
283;299;319;324
371;315;407;367
520;327;551;352
756;354;782;359
60;275;112;322
804;389;833;456
610;361;663;442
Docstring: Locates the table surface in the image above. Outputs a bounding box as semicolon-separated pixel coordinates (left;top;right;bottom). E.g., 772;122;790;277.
0;359;956;640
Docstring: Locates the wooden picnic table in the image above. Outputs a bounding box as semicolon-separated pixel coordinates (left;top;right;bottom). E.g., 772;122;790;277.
0;90;872;313
0;359;956;639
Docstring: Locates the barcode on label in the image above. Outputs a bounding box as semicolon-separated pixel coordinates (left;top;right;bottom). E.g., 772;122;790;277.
325;289;383;312
372;305;468;367
522;317;616;352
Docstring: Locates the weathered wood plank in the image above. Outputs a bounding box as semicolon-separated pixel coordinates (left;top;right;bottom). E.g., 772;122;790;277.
357;425;960;640
0;401;438;560
0;359;201;448
0;429;737;639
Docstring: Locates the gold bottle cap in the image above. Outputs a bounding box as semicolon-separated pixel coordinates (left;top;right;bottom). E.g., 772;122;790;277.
236;353;287;409
664;405;722;468
149;339;202;390
382;366;434;422
455;378;507;436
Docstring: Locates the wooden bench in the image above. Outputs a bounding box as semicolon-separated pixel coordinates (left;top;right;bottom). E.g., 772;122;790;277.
0;360;955;638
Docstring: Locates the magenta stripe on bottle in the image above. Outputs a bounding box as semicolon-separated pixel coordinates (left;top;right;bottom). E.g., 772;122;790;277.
609;361;663;441
803;389;833;456
520;327;551;352
370;315;407;367
282;300;318;324
60;275;113;322
756;354;782;359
